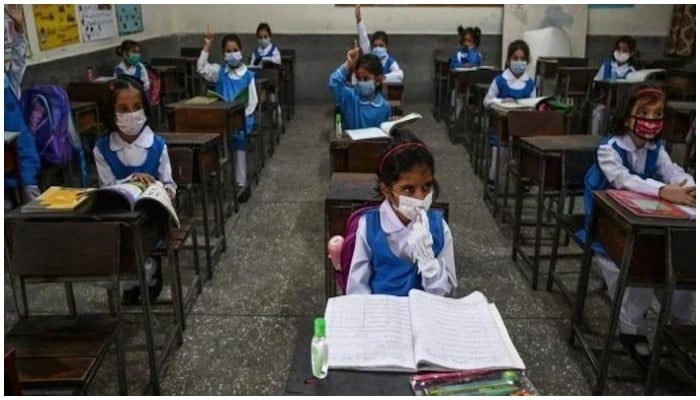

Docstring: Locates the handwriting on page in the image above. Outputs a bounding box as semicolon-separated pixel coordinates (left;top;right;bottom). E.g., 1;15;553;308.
325;295;414;370
409;291;512;370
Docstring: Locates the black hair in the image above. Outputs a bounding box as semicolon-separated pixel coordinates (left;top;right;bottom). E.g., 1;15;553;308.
611;82;667;135
457;25;481;47
612;35;638;63
107;77;151;132
371;30;389;47
375;129;440;200
221;34;242;52
505;39;530;67
115;40;140;57
256;22;272;37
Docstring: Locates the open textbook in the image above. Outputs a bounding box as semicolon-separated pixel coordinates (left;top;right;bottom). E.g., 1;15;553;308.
623;69;666;83
489;96;551;112
452;65;497;72
344;113;422;141
83;181;180;227
325;290;525;372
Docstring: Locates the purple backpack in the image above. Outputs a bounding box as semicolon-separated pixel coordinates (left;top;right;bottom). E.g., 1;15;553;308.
21;85;73;166
337;202;382;294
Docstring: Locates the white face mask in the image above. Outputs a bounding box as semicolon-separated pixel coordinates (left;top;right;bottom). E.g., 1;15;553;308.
614;50;630;64
392;190;433;221
116;109;147;137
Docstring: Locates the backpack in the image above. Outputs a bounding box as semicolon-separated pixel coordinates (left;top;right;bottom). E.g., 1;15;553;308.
21;85;73;167
145;64;161;106
336;202;382;295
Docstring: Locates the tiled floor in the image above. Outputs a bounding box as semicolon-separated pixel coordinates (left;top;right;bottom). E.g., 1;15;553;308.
4;103;694;395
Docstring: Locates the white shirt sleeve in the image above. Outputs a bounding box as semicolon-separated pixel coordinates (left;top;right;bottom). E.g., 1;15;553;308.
250;50;259;66
598;143;666;197
421;220;457;296
158;143;177;194
346;216;373;295
483;79;502;108
594;64;605;82
357;21;371;54
655;146;696;187
384;59;404;82
140;63;150;91
197;50;221;83
262;47;282;65
246;76;258;117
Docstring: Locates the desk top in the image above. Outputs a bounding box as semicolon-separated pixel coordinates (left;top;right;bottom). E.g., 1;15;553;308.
285;316;413;396
69;101;98;111
667;101;696;114
520;135;601;153
160;132;222;147
5;205;143;223
165;98;247;111
326;173;379;203
471;82;491;92
556;66;598;73
152;65;177;71
594;191;696;230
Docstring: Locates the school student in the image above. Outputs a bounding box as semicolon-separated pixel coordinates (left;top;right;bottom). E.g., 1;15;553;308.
450;25;482;123
580;83;695;370
346;131;457;296
4;4;40;211
329;42;392;130
250;22;281;67
197;27;258;202
114;40;150;92
93;77;175;304
354;4;404;83
483;39;536;185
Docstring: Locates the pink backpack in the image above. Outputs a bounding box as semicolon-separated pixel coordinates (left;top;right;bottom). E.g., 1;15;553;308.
335;202;382;295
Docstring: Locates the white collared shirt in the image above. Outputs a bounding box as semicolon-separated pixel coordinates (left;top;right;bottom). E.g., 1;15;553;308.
114;61;150;91
598;133;695;197
346;200;457;296
196;50;259;117
93;126;176;193
356;21;404;83
483;68;536;108
594;61;635;82
250;43;281;66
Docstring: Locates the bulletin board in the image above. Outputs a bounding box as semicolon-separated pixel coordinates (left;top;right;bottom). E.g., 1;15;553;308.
78;4;117;42
32;4;80;51
116;4;143;35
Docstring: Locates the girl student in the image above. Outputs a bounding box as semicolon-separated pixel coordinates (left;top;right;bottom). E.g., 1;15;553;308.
346;130;457;296
580;83;695;370
483;39;536;186
329;41;392;130
354;4;404;83
114;40;150;92
450;25;483;123
93;77;176;305
197;26;258;203
250;22;281;67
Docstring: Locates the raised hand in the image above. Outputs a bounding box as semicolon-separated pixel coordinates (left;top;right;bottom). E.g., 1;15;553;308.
345;40;360;69
203;25;214;51
355;4;362;23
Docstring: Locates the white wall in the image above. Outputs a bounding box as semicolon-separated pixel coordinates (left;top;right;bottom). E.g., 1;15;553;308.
587;4;673;36
23;4;176;65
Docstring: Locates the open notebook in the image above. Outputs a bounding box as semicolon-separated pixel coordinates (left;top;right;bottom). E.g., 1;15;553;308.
607;189;696;220
344;112;422;141
325;290;525;372
489;96;550;112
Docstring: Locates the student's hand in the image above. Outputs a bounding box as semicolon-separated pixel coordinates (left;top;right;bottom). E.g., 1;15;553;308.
6;5;24;34
23;185;39;202
203;25;214;52
130;173;156;186
345;40;360;69
355;4;362;23
166;187;176;200
462;62;472;68
660;184;696;207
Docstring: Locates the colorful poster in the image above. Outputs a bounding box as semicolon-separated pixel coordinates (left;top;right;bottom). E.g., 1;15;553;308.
116;5;143;35
4;6;32;60
32;4;80;51
78;4;117;42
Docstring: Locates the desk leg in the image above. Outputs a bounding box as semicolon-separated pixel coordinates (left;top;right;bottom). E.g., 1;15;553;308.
593;232;636;395
166;220;186;334
133;228;160;395
64;282;77;315
546;152;569;292
530;155;548;290
570;203;597;344
199;160;214;279
511;145;524;262
493;138;502;218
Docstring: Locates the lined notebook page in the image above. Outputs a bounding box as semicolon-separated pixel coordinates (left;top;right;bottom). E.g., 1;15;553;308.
409;290;524;371
325;294;415;371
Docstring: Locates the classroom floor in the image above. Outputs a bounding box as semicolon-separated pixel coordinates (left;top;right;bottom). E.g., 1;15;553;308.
4;103;694;396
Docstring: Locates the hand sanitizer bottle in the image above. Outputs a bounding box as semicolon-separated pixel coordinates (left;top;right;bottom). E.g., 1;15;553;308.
311;317;328;379
335;110;342;138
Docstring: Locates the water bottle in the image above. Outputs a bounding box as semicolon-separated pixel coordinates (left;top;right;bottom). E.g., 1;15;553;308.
334;111;342;139
310;317;328;379
86;67;96;82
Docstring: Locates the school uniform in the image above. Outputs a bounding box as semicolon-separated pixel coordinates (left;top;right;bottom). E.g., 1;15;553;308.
357;21;404;83
197;51;259;187
250;42;281;66
4;29;40;210
483;69;536;181
594;59;635;82
346;200;457;296
329;64;392;130
580;133;695;335
114;61;150;91
450;47;482;69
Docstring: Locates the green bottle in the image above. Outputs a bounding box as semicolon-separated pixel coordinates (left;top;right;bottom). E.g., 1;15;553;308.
311;317;328;379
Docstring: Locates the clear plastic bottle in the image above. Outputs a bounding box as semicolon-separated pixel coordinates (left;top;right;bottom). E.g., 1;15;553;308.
311;317;329;379
334;112;342;138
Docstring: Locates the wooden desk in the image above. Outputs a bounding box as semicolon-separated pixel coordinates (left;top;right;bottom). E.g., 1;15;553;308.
570;191;695;395
324;173;449;298
470;82;491;177
280;50;296;120
329;138;389;175
447;69;500;144
665;101;695;146
512;135;600;291
67;81;114;127
285;316;413;395
152;65;179;103
433;50;452;122
536;57;588;96
5;207;183;395
160;132;225;277
384;82;404;115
